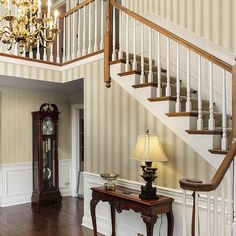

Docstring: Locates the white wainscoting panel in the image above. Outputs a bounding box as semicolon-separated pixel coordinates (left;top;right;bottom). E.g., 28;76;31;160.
82;172;231;236
0;159;72;207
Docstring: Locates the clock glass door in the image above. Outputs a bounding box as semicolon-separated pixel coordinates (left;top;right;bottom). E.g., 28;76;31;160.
42;116;55;190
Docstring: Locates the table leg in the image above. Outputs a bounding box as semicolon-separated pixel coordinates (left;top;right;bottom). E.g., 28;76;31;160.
90;199;99;236
141;215;158;236
167;207;174;236
110;204;116;236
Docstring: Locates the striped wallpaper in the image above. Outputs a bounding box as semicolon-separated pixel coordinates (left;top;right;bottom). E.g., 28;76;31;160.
84;60;215;189
123;0;236;54
0;58;216;188
0;87;71;164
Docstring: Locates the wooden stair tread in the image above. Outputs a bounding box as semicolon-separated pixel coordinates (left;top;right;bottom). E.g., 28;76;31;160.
166;112;198;117
110;59;126;65
148;96;208;103
133;82;157;89
186;129;223;135
208;149;228;155
118;70;141;76
148;96;176;102
166;111;232;118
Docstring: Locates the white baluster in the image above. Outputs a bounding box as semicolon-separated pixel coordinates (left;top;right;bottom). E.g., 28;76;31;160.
36;40;40;60
157;32;162;96
140;24;145;83
175;42;181;112
182;190;186;236
118;10;122;59
165;37;171;96
62;17;66;63
186;49;191;111
94;0;98;51
13;6;18;55
195;192;199;236
214;191;218;236
29;12;33;58
112;7;116;60
0;4;3;53
13;44;18;56
43;13;47;61
221;70;228;150
148;28;153;82
233;162;236;233
226;164;233;228
132;19;137;70
82;6;86;56
49;18;54;63
56;18;60;63
100;0;104;50
125;14;129;71
77;9;81;57
88;3;92;54
71;13;76;60
67;15;71;61
208;62;215;130
197;56;203;130
207;192;211;236
49;42;53;62
221;185;225;236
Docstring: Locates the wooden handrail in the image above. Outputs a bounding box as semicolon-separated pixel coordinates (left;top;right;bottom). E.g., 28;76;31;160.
179;141;236;192
59;0;95;19
111;0;233;73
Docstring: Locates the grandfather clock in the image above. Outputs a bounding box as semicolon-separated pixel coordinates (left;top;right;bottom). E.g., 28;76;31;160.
31;103;62;204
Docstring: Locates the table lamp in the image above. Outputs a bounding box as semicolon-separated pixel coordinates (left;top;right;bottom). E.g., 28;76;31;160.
132;130;168;200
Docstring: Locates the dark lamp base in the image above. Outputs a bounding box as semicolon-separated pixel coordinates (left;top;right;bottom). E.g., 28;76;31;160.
139;161;159;200
139;185;159;200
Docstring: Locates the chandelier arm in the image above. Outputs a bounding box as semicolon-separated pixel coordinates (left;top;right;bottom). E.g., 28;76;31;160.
39;29;55;44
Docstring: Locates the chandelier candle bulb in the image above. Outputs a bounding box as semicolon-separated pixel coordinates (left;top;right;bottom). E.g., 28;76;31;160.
47;0;51;17
6;0;10;12
38;0;41;16
54;10;58;27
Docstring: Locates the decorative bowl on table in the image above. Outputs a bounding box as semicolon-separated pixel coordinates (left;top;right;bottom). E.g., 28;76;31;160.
100;173;119;191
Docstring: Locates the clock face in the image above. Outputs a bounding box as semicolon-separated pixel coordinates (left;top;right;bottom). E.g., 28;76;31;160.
43;117;54;135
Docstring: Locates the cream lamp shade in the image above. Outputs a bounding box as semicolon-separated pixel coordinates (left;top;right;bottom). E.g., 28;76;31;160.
132;134;168;162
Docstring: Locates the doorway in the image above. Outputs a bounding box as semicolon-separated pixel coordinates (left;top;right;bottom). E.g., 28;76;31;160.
71;104;84;198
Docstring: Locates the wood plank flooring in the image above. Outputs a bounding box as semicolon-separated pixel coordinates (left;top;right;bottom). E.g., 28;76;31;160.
0;197;102;236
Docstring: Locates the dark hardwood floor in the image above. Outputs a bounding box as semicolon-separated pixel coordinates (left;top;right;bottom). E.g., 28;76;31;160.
0;197;102;236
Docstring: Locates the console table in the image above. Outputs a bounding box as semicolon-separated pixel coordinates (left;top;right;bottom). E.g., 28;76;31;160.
90;186;174;236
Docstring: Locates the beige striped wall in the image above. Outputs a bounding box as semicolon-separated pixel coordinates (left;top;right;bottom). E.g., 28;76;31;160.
84;60;215;189
123;0;236;54
0;87;71;164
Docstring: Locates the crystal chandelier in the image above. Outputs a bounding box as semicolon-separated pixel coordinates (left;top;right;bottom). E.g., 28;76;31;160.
0;0;59;54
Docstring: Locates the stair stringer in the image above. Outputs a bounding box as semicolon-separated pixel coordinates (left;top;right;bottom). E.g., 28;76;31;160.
111;63;223;170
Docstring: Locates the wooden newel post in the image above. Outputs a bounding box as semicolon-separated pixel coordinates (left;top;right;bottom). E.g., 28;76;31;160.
104;0;112;88
232;62;236;141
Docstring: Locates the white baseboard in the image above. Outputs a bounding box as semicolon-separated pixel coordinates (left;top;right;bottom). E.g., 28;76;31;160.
82;172;232;236
0;159;72;207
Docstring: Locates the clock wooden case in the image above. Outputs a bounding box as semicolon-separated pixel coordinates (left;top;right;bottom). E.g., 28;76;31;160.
31;103;62;204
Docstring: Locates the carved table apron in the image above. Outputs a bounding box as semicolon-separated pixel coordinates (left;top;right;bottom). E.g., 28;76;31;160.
90;186;174;236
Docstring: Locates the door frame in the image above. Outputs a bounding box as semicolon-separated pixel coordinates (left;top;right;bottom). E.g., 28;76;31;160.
71;104;83;197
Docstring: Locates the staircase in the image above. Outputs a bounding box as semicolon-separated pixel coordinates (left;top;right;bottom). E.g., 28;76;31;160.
110;52;232;168
104;0;236;235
